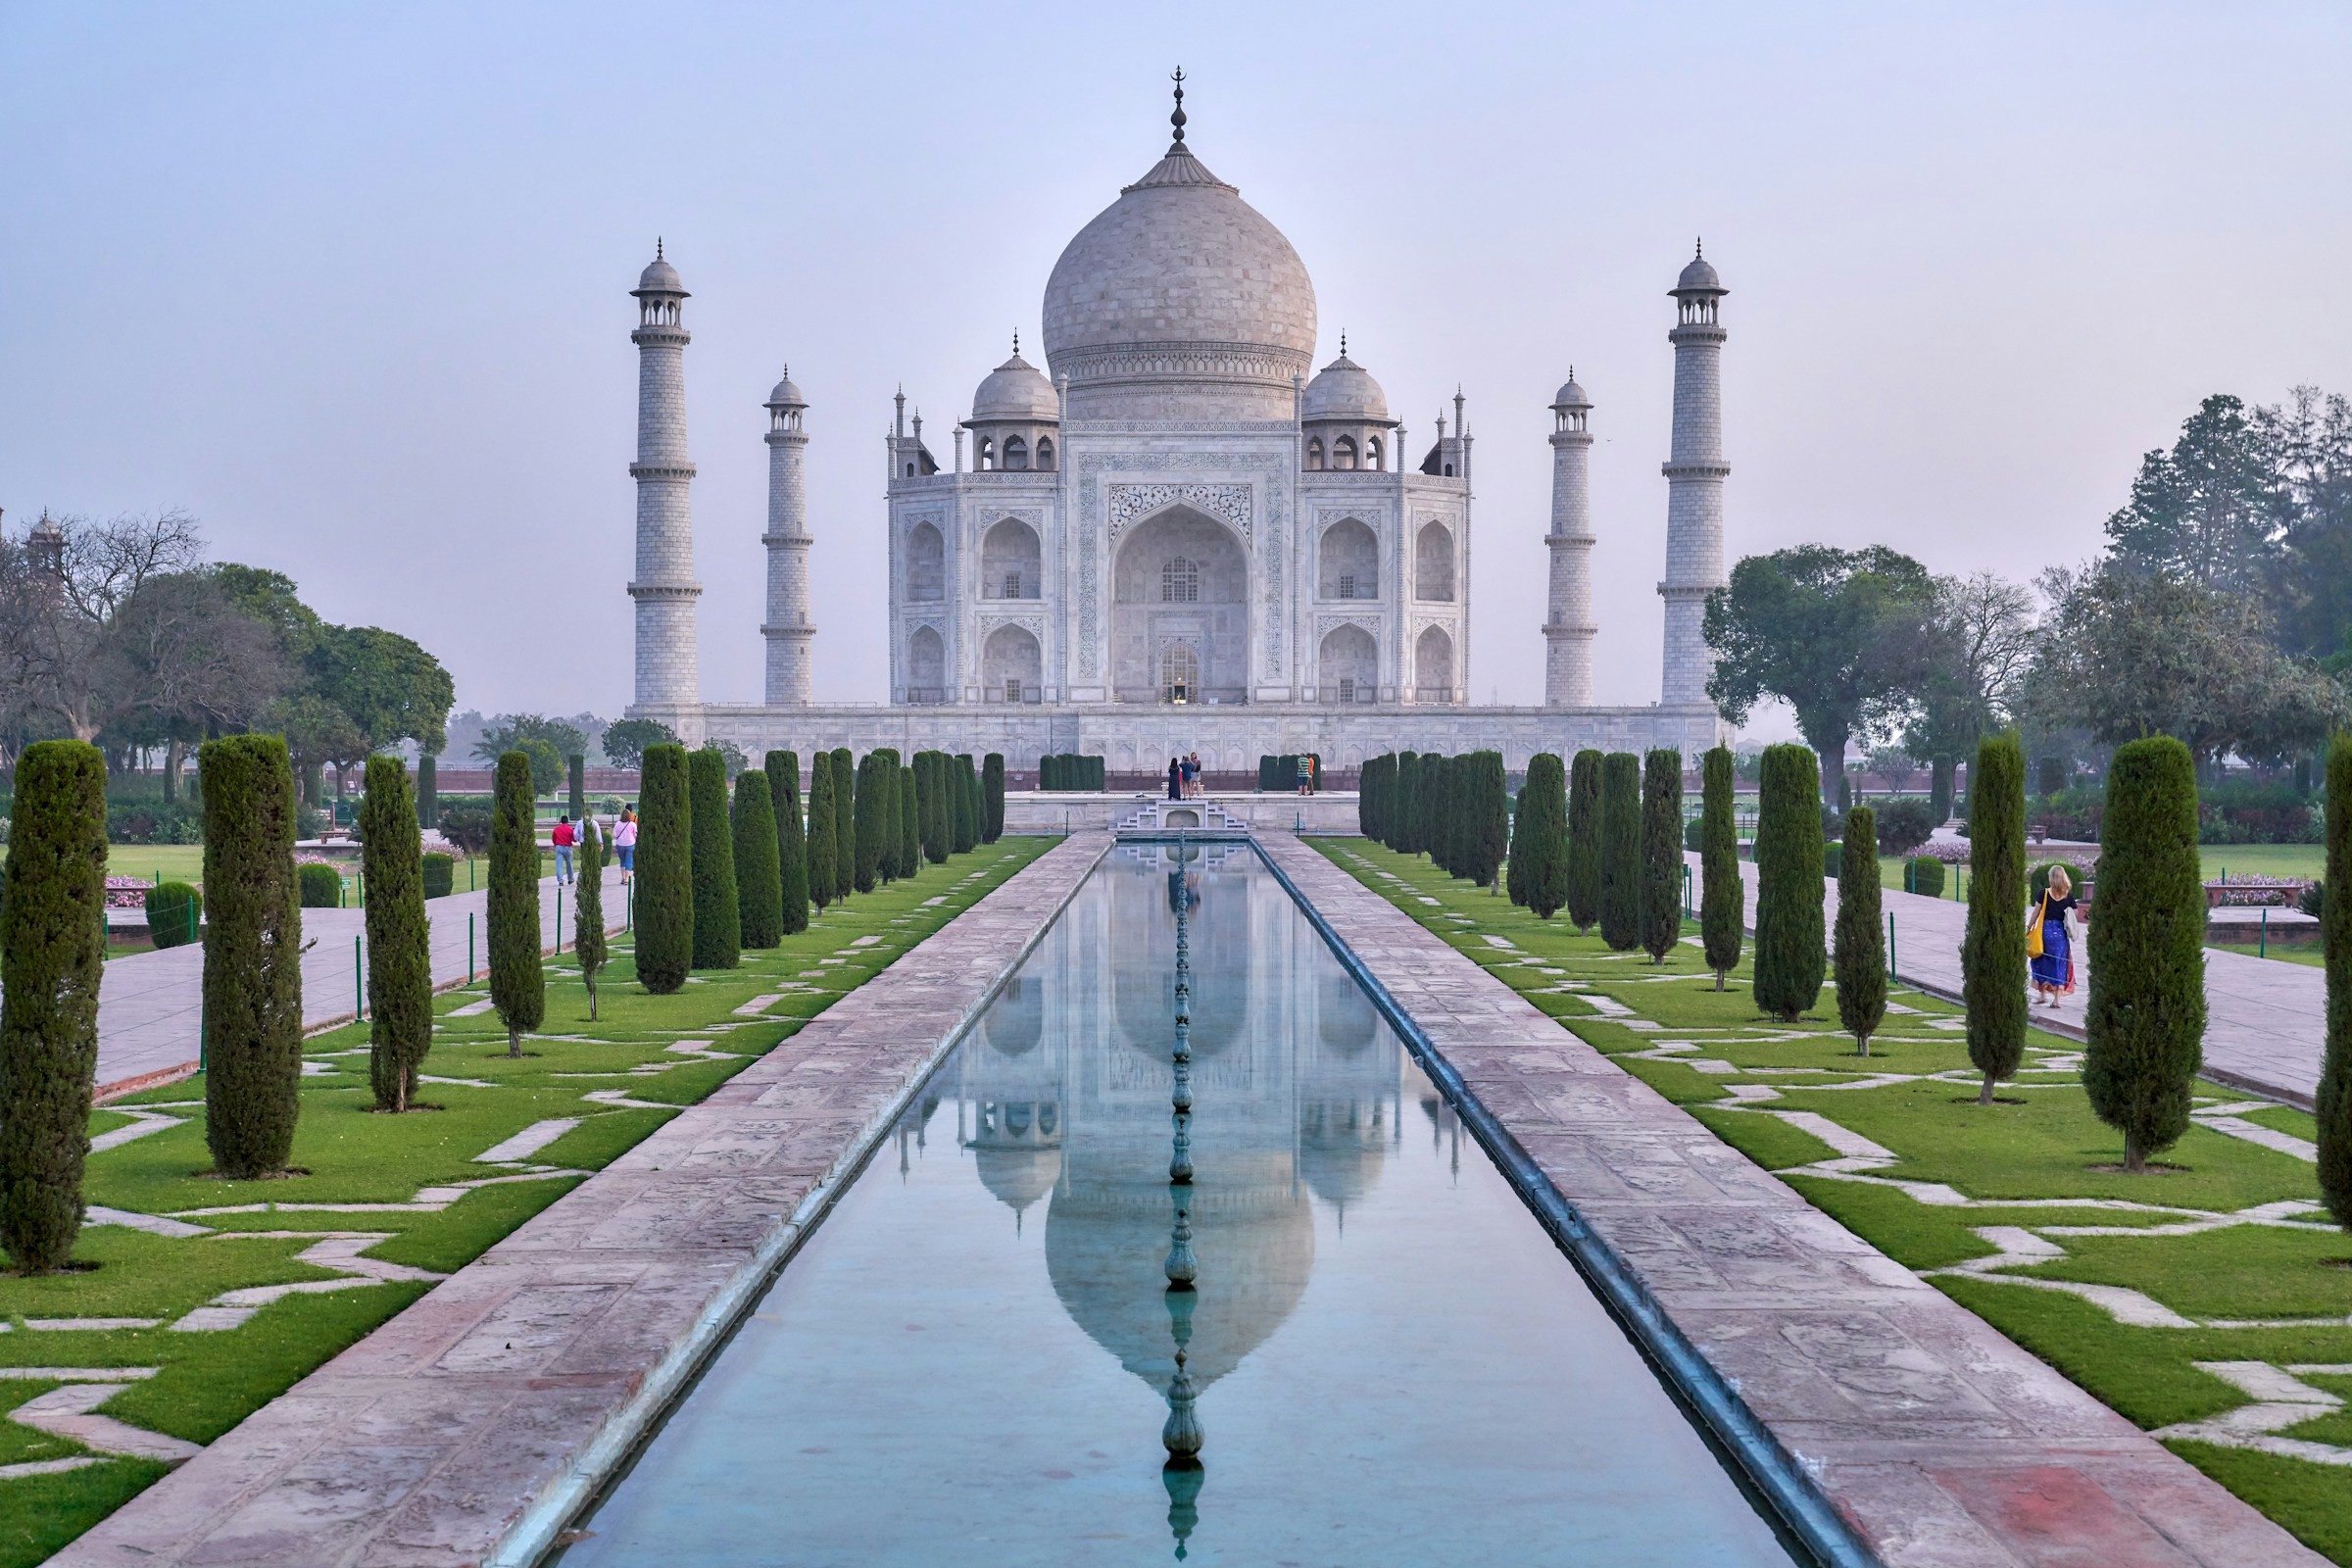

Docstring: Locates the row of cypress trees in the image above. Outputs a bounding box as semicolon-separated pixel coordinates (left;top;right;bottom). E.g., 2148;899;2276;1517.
1358;751;1508;885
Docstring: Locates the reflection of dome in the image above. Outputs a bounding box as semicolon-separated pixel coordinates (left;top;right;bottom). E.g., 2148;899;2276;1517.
1316;972;1379;1056
971;349;1058;422
974;1142;1061;1216
1298;1100;1388;1212
982;975;1043;1057
1302;351;1387;421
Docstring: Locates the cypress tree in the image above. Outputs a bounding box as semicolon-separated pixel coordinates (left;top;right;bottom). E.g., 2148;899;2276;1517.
1752;744;1826;1022
1515;754;1570;918
881;750;906;880
1426;754;1454;868
767;750;808;935
1566;750;1603;935
567;753;585;823
2322;735;2352;1231
1963;732;2028;1103
733;768;782;949
920;752;950;864
0;740;106;1270
1700;745;1743;990
416;752;437;829
1440;756;1467;875
983;753;1005;843
1466;752;1508;888
956;755;980;854
200;734;304;1178
1390;752;1419;854
1597;753;1642;951
1360;754;1387;843
690;747;741;968
897;765;920;879
635;744;694;993
852;752;886;893
2084;736;2206;1171
831;747;855;896
575;817;607;1019
947;753;971;854
807;751;838;910
361;755;431;1111
1835;804;1887;1054
1641;749;1684;963
489;751;545;1057
1505;768;1527;906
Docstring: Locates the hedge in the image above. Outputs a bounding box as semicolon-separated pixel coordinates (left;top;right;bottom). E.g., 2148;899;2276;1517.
1753;744;1826;1022
199;734;303;1179
1963;733;2028;1103
1903;857;1945;898
733;767;782;949
690;747;742;968
1391;752;1421;855
851;750;888;894
489;752;546;1056
1040;754;1105;791
635;744;693;993
421;853;455;900
1597;753;1642;951
361;756;432;1111
146;880;203;949
1834;805;1886;1054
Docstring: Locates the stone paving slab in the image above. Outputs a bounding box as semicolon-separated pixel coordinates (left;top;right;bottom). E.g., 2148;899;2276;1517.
47;833;1110;1568
1275;834;2325;1568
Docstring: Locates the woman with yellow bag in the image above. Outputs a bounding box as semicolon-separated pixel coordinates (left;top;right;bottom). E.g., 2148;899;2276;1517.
2028;864;2080;1006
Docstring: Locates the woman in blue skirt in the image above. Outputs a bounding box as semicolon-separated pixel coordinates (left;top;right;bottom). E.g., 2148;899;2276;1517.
2030;864;2079;1005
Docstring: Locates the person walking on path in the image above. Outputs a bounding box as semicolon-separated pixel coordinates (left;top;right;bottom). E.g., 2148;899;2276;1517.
1297;754;1315;796
1167;757;1182;801
2029;864;2080;1005
552;814;576;887
612;807;639;884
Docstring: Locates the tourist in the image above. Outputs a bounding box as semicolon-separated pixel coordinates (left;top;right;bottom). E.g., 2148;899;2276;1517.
1167;756;1181;801
613;807;638;883
552;814;575;886
2029;865;2079;1005
1297;754;1315;796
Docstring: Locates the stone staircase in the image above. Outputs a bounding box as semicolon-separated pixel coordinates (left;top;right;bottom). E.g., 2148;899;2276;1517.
1112;798;1251;837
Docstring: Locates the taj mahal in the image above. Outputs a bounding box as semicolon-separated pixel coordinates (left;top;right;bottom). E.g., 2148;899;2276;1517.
625;81;1731;775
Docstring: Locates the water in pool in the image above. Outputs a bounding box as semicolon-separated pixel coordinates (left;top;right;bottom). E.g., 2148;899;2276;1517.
553;844;1798;1566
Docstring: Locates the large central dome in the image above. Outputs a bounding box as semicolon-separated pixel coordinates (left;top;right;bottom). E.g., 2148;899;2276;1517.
1041;139;1317;418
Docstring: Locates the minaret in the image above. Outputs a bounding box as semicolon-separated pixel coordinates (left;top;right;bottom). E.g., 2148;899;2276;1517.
1544;373;1595;708
761;368;814;706
628;242;701;716
1659;242;1728;709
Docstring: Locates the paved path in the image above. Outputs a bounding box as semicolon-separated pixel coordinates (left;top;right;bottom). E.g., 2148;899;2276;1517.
1282;835;2323;1568
1691;853;2326;1109
82;865;631;1100
49;833;1112;1568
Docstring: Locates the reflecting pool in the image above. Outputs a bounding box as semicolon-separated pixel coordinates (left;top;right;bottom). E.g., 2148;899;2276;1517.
554;845;1798;1566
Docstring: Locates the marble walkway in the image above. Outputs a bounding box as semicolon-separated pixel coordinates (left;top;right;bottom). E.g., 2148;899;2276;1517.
1694;854;2327;1109
1276;833;2323;1568
46;832;1111;1568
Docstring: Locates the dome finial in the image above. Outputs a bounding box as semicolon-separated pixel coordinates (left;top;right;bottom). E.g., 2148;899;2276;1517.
657;236;664;261
1169;66;1187;147
1339;329;1347;357
1694;236;1703;258
1012;329;1019;356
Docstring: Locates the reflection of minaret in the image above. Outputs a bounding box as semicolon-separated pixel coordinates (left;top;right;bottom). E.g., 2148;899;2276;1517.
957;974;1060;1232
1160;844;1204;1554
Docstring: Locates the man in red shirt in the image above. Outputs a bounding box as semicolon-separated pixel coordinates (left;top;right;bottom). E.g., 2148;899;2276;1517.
552;814;576;886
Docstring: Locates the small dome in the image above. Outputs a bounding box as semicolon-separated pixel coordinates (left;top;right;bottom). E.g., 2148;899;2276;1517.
765;368;806;409
1673;246;1725;296
633;248;685;297
1302;350;1388;422
1550;376;1592;411
971;349;1059;422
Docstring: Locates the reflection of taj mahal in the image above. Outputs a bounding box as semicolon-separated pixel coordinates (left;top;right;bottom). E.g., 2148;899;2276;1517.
627;80;1729;771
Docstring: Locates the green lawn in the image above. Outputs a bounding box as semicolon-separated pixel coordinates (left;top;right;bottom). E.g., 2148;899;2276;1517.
0;836;1055;1568
2210;940;2327;968
1319;838;2351;1566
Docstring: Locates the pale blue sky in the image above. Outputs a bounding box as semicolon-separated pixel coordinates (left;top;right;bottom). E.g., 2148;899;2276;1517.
4;3;2347;720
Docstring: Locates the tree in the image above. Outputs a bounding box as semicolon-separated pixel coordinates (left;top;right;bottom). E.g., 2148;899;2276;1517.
634;745;693;992
1514;754;1569;918
690;747;741;968
806;751;838;911
898;764;919;879
2105;393;2277;595
1641;749;1684;964
732;768;782;948
200;733;304;1177
1903;570;2038;810
306;623;454;759
575;816;607;1020
875;750;902;882
766;751;808;936
473;713;590;767
1566;750;1602;935
360;755;431;1110
1597;753;1642;951
831;748;855;893
1704;544;1938;786
1417;752;1446;862
488;752;545;1057
1391;752;1421;854
2265;386;2352;659
0;740;106;1270
1463;752;1508;888
1834;805;1887;1055
417;752;437;829
1700;746;1742;990
2323;734;2352;1231
983;753;1005;843
567;753;585;822
514;736;564;801
1752;744;1826;1022
919;752;950;864
1360;754;1387;841
1963;732;2028;1104
852;751;888;893
603;717;679;771
2084;736;2206;1171
954;754;980;854
264;693;366;806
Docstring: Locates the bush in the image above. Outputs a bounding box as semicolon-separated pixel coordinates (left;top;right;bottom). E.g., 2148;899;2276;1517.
733;768;782;949
421;853;455;900
1641;750;1684;963
1753;744;1826;1022
2324;737;2352;1232
983;753;1005;843
1700;747;1743;988
2085;737;2205;1171
2303;878;2326;920
106;800;202;845
438;805;492;856
2029;860;2087;904
1874;797;1936;858
146;881;203;948
489;752;545;1055
1683;815;1704;852
361;755;432;1111
805;751;837;910
635;745;693;992
1360;754;1388;840
1964;733;2029;1103
1598;753;1642;951
298;861;343;907
1391;753;1421;854
1904;857;1946;897
1824;841;1842;878
919;752;950;865
1460;752;1507;888
1567;750;1602;934
690;747;741;968
954;754;981;854
767;751;808;935
0;740;108;1270
1834;805;1887;1054
199;734;303;1180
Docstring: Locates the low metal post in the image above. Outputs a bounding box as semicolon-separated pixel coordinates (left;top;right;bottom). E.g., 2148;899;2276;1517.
355;934;364;1020
556;900;564;956
2261;906;2268;959
467;913;475;985
1887;913;1896;979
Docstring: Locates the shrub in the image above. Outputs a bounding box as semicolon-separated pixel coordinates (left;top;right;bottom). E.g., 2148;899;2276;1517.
1964;732;2028;1104
1835;805;1887;1055
733;767;782;949
852;751;888;894
2029;860;2087;904
1700;747;1743;990
421;853;455;900
107;800;203;845
806;751;837;910
2324;736;2352;1231
489;752;545;1056
0;740;107;1271
1514;754;1569;918
146;881;203;949
892;764;916;879
1416;753;1447;864
767;751;808;935
2304;878;2327;920
1567;750;1602;934
690;747;741;968
298;861;343;907
1930;758;1954;826
919;752;950;865
1874;797;1936;858
1753;744;1826;1023
200;734;303;1179
576;814;607;1020
361;756;432;1111
634;745;693;992
439;805;492;856
874;751;903;882
1824;841;1842;878
1641;750;1684;964
1359;754;1388;840
2084;736;2205;1172
1683;815;1704;853
983;753;1005;843
1597;753;1642;951
1461;752;1507;888
1904;857;1945;898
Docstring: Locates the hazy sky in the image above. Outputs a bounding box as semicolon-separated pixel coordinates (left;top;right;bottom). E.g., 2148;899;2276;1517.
5;3;2348;728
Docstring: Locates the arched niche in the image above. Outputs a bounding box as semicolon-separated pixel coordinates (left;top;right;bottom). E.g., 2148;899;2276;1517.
982;517;1042;600
1317;517;1377;601
1111;506;1248;704
1317;624;1377;704
1413;624;1454;700
906;624;946;700
1414;520;1456;602
982;623;1042;704
906;520;946;602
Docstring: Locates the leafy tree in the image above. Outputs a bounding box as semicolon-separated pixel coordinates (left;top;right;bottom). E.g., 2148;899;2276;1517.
852;751;888;893
690;747;741;968
0;740;106;1270
473;713;590;767
1834;805;1887;1055
361;756;431;1109
2084;736;2206;1171
806;751;838;910
1700;746;1742;990
438;804;492;856
1704;544;1938;786
634;745;693;991
2265;386;2352;659
732;768;782;948
1873;797;1936;858
267;693;367;805
488;752;544;1057
1597;753;1642;951
2105;393;2277;595
766;751;808;935
1963;732;2028;1103
1902;570;2038;811
514;736;564;801
1641;749;1683;963
2323;734;2352;1231
602;718;679;771
1513;754;1569;918
307;623;454;758
575;816;607;1020
1566;750;1602;934
200;733;304;1176
983;753;1005;843
1752;744;1826;1022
